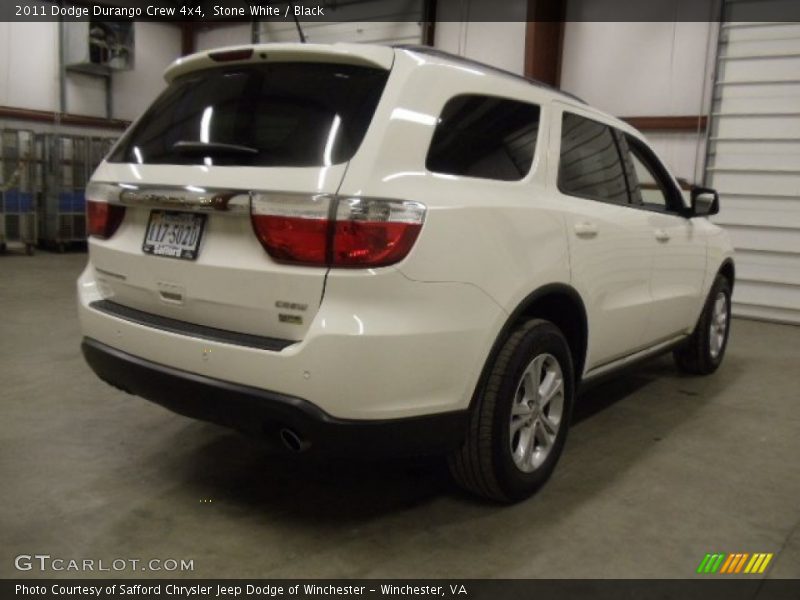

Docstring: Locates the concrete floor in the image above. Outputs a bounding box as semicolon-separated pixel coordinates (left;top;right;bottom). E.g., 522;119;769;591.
1;252;799;579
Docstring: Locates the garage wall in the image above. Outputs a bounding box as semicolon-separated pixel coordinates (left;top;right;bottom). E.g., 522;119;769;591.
259;20;422;45
434;0;527;74
559;20;719;183
260;0;423;45
0;20;181;123
706;18;800;324
195;23;252;51
0;20;61;114
108;22;181;121
196;1;424;50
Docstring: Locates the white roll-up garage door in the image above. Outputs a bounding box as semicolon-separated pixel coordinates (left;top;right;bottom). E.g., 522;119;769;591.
706;13;800;324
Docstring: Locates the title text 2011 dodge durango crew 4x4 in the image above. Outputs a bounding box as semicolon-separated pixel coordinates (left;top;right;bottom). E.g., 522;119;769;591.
78;43;734;502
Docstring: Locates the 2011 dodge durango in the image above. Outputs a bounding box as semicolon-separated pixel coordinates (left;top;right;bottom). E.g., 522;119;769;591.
78;43;734;502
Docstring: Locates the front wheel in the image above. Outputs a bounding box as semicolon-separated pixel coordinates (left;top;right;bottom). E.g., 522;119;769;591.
673;274;732;375
448;319;575;502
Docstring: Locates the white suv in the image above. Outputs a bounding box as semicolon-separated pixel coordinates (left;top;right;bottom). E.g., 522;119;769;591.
78;43;734;502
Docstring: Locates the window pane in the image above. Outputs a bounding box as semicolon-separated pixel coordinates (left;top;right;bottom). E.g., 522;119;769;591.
614;132;641;205
108;63;389;167
622;136;669;208
426;95;540;181
558;113;628;204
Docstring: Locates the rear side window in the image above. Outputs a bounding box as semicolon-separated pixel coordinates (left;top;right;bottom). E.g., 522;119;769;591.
108;63;389;167
558;113;628;204
426;95;540;181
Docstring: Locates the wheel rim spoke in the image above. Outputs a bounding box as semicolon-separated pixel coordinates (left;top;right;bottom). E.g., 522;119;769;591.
539;370;562;409
527;357;545;402
509;352;565;473
709;292;728;359
515;426;534;465
512;402;533;417
510;415;528;435
535;420;553;450
540;413;558;435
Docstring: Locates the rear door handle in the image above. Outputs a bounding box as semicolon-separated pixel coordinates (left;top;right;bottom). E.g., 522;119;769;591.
655;229;671;242
574;222;598;238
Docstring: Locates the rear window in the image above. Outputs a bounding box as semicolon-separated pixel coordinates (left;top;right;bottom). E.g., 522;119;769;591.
426;95;540;181
109;62;389;167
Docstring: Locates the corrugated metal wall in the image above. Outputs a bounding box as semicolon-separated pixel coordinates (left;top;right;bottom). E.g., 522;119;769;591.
258;0;424;45
706;12;800;324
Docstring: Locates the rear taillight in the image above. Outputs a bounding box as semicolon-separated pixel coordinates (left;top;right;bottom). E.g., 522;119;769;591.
250;194;425;268
87;200;126;239
333;198;425;267
250;194;330;267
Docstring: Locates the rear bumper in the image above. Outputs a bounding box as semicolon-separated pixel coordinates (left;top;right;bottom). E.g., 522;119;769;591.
78;264;505;420
82;337;468;457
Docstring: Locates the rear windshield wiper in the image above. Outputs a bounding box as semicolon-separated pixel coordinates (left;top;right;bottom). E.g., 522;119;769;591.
172;141;259;156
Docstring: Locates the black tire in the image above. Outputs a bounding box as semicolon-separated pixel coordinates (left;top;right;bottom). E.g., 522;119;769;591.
673;274;732;375
448;319;575;503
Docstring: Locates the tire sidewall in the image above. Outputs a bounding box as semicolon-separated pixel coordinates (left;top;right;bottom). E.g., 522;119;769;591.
491;323;575;500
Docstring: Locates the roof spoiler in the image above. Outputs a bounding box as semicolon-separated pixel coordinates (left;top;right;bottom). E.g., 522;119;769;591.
165;43;395;82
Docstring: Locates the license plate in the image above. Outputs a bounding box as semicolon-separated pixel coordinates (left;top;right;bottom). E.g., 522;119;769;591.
142;211;206;260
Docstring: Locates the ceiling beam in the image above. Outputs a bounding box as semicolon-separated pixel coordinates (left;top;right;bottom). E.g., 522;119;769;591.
0;105;130;130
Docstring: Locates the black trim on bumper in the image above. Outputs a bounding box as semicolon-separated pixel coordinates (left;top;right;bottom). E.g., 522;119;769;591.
89;300;295;352
81;338;468;457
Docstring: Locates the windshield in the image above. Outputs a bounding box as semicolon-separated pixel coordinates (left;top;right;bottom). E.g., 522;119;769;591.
109;62;389;167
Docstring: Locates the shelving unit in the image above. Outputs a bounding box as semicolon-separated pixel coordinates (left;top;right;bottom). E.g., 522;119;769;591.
61;21;134;119
36;133;117;251
39;134;87;251
0;129;40;255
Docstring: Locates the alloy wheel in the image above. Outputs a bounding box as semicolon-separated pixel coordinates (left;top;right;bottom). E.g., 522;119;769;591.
709;292;729;359
509;353;565;473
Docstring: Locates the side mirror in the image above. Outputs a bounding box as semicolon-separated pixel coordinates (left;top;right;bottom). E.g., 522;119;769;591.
690;186;719;217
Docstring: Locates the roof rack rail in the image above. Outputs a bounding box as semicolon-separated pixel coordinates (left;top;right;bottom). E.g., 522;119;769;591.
393;45;587;105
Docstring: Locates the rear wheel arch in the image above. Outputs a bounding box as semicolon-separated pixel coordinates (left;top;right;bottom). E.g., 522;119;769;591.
451;318;575;501
470;284;589;413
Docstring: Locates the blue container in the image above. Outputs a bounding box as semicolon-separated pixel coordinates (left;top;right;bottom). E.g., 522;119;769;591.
20;192;33;213
5;190;20;212
58;192;72;212
72;191;86;213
